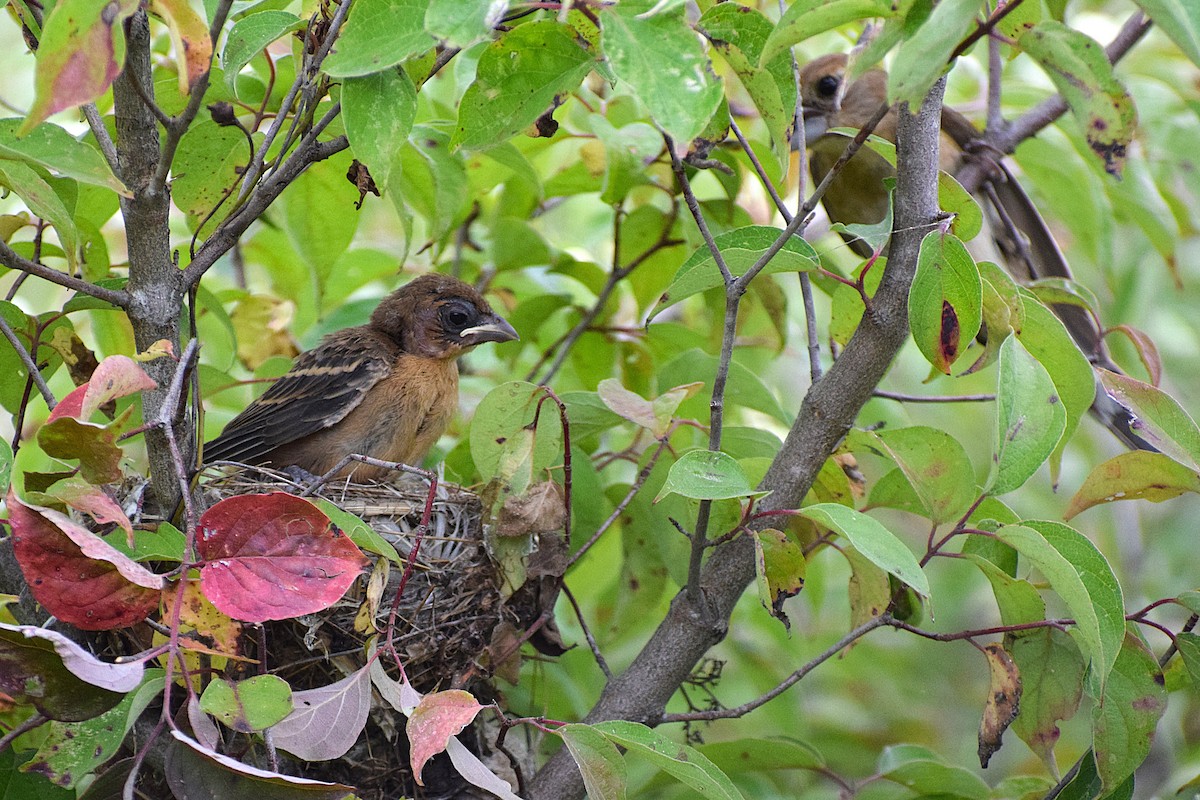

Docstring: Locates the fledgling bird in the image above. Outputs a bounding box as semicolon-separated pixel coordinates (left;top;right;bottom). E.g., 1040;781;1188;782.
798;53;1153;451
204;274;519;480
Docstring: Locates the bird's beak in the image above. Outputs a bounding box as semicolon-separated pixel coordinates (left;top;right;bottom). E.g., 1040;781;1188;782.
801;112;830;143
461;315;519;345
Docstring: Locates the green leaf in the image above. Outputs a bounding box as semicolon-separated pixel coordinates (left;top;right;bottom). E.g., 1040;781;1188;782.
649;226;818;320
908;231;981;374
799;503;929;597
994;521;1123;689
0;161;79;270
172;121;249;234
592;720;746;800
0;438;11;497
469;381;562;491
311;499;404;566
222;11;305;96
987;336;1066;495
344;67;417;188
1097;369;1200;469
0;120;128;196
453;21;594;150
560;723;627;800
200;675;294;733
1092;633;1167;793
695;738;824;773
880;753;990;799
697;3;796;177
1017;21;1137;177
1015;290;1095;463
760;0;899;66
887;0;981;107
1008;628;1086;771
753;528;805;626
654;449;764;503
393;125;468;241
868;426;976;525
1133;0;1200;67
26;688;140;788
1065;450;1200;520
322;0;435;78
960;552;1045;628
601;0;724;146
20;0;140;132
424;0;509;49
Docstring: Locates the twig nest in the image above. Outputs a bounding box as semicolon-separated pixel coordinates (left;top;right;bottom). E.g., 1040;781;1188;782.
199;465;507;692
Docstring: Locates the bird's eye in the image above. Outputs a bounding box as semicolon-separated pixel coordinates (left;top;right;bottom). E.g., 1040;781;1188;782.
443;305;473;329
816;75;840;97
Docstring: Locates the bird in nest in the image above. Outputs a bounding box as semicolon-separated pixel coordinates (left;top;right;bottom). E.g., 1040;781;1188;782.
204;273;519;481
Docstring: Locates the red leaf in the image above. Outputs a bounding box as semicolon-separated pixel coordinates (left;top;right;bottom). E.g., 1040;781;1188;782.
47;384;86;423
408;689;485;785
46;355;156;423
196;493;369;623
7;489;163;630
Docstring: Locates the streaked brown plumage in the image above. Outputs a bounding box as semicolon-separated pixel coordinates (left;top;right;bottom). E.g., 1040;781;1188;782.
799;53;1153;450
204;274;519;480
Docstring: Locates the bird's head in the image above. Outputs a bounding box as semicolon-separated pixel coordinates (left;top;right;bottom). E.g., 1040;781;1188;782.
799;53;891;141
370;274;519;359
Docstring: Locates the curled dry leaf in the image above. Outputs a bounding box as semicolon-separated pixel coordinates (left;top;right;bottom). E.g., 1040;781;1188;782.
979;643;1022;768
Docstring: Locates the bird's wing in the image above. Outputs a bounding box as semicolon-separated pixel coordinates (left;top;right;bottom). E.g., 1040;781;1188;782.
204;331;393;465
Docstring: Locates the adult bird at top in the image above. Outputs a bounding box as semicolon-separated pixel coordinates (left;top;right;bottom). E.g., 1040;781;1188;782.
204;273;519;480
798;52;1153;451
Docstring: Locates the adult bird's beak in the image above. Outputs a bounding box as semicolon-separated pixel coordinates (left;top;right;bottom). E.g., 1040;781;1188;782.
801;111;830;143
461;315;520;345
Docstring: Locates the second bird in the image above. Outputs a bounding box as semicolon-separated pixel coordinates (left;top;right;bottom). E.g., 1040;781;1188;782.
204;273;519;480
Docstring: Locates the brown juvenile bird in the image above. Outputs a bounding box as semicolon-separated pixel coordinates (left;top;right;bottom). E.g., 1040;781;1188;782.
799;53;1152;450
204;274;519;480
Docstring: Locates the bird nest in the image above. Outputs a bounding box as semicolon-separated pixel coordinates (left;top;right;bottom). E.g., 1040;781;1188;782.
196;466;544;798
198;465;507;694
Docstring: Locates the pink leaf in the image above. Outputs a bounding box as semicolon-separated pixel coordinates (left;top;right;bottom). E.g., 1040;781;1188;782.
196;493;369;623
81;355;157;421
7;489;163;630
408;689;485;785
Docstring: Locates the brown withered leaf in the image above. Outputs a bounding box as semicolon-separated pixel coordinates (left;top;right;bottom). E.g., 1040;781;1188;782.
979;643;1022;768
496;481;566;537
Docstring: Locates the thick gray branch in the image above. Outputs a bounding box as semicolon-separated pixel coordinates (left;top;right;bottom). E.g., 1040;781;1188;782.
113;11;187;511
527;78;949;800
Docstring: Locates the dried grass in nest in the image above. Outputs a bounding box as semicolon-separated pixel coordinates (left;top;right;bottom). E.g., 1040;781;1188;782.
199;465;509;695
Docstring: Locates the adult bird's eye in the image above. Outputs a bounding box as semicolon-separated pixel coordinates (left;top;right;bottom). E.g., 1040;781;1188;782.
816;75;840;97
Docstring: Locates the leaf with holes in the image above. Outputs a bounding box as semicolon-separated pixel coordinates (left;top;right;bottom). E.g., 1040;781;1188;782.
196;493;369;623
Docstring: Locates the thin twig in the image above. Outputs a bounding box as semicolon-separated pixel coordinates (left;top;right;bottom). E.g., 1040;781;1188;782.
157;340;201;538
562;583;612;680
661;614;888;723
873;390;995;403
0;240;129;306
82;103;121;176
0;312;55;409
531;203;680;384
566;438;671;569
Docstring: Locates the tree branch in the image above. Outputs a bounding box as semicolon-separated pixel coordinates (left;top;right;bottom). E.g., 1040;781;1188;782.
956;11;1151;193
527;77;949;800
0;240;129;307
0;312;55;409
